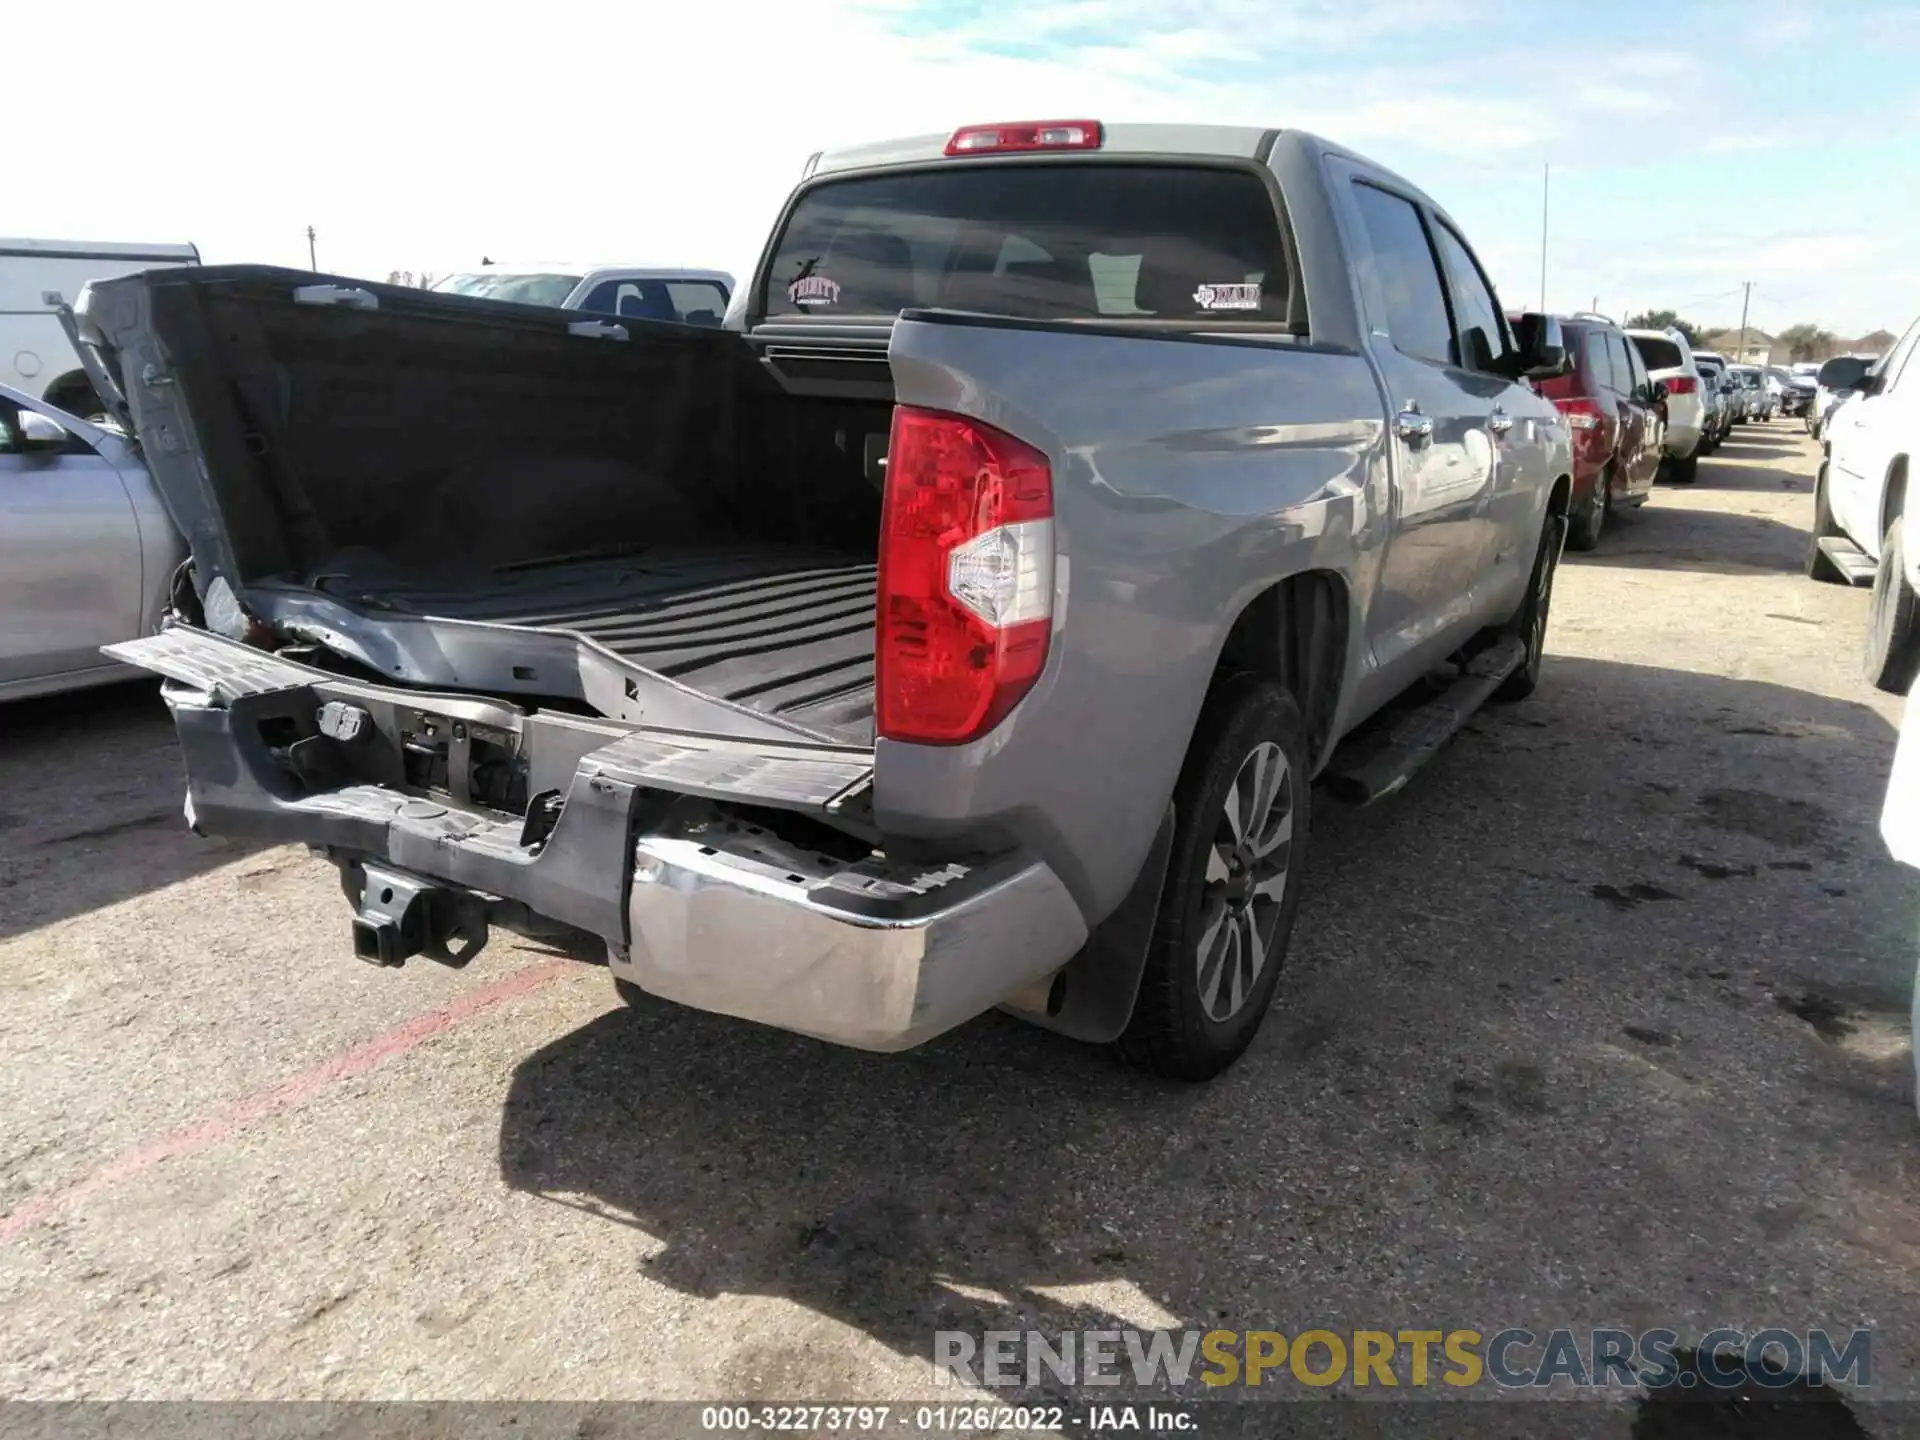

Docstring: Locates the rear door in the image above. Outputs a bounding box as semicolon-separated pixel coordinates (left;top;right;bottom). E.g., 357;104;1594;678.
0;392;145;689
1343;175;1498;667
1618;335;1662;490
1604;332;1650;492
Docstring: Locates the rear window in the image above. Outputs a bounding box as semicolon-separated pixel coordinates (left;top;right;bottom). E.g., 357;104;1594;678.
760;163;1292;324
1629;334;1684;371
435;272;581;308
578;278;729;326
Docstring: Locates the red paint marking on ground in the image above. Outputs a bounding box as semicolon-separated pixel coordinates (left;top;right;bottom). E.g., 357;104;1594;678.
0;958;574;1244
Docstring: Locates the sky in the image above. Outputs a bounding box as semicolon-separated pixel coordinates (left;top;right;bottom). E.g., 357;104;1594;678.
16;0;1920;339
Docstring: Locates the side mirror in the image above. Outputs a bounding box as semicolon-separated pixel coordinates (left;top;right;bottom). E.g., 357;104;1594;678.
1650;380;1670;404
1510;311;1569;379
16;410;70;452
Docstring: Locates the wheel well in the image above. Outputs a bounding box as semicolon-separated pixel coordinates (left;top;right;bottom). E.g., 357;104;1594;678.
1884;457;1910;543
1548;474;1572;520
1216;571;1348;764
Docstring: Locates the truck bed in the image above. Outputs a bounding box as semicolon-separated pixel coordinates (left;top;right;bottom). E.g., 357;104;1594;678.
310;544;877;740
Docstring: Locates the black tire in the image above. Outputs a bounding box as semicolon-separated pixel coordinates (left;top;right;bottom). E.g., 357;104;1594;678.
1865;517;1920;694
1806;461;1847;584
1492;508;1567;703
1114;675;1309;1082
1666;454;1699;485
42;384;100;419
1566;468;1607;551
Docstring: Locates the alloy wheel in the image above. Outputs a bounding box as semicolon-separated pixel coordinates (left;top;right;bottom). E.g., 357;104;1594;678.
1195;742;1294;1022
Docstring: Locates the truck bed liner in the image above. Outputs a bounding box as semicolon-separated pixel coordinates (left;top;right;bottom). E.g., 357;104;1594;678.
311;545;877;737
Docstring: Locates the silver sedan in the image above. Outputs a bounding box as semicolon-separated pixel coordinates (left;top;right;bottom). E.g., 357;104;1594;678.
0;382;182;701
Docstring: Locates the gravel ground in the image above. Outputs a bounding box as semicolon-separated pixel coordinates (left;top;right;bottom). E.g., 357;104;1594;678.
2;426;1917;1431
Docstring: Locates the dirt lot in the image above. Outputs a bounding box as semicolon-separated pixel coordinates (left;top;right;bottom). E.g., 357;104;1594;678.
3;424;1918;1425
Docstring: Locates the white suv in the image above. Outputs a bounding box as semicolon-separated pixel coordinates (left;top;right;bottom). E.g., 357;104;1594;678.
1625;328;1706;482
1807;315;1920;691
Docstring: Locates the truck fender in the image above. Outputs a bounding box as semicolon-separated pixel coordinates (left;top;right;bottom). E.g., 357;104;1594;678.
997;803;1175;1044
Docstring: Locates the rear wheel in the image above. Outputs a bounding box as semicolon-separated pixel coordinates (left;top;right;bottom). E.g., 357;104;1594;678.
1566;468;1608;551
1665;454;1699;484
1806;461;1847;584
1115;675;1308;1082
1865;517;1920;694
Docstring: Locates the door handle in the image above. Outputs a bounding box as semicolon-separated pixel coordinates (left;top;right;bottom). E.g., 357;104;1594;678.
1487;407;1515;435
1394;405;1433;442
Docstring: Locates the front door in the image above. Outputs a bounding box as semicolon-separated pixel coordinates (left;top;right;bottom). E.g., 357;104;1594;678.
1343;174;1496;679
0;395;145;689
1426;215;1555;611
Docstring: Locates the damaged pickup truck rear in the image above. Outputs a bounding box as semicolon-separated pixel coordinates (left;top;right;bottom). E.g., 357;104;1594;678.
81;122;1573;1080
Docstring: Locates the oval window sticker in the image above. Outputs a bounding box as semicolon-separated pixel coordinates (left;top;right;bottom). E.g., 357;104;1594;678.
789;275;841;307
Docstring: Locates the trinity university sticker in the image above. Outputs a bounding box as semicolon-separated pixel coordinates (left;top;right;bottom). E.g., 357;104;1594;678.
1193;282;1261;311
789;275;841;307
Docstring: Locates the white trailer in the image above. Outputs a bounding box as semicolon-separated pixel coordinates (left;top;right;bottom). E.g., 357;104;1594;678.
2;238;199;414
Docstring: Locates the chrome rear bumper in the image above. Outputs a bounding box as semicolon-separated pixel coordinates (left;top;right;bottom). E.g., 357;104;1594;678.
618;820;1087;1051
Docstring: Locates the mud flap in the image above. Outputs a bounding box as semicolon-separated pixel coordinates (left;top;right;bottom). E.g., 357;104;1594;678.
999;804;1175;1044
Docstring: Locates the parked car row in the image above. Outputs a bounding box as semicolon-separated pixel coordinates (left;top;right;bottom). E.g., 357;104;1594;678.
1511;312;1718;549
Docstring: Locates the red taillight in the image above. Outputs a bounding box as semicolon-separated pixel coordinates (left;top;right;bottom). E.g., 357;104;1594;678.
944;120;1103;156
876;406;1055;745
1555;396;1604;431
1664;375;1697;396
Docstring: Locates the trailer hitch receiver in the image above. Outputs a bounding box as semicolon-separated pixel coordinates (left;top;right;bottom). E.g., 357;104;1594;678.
349;861;489;968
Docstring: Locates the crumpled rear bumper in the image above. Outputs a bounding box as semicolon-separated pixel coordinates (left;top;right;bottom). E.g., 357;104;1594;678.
108;628;1089;1052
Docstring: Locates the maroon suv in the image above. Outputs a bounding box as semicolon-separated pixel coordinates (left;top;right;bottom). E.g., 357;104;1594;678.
1526;315;1666;550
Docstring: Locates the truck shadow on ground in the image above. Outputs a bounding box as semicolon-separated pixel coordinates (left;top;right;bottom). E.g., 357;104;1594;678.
1695;447;1813;493
499;657;1911;1431
1568;506;1811;577
0;680;262;940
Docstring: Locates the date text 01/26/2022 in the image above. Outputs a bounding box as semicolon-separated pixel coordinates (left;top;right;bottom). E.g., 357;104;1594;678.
698;1404;1185;1432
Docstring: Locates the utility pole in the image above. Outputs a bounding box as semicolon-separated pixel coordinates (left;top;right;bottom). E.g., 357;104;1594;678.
1538;161;1549;311
1736;281;1753;362
307;226;318;271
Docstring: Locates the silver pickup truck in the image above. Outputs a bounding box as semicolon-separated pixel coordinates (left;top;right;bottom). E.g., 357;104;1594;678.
77;121;1572;1081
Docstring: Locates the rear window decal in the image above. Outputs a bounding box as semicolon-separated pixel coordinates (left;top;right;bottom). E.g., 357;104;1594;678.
1194;282;1261;311
788;275;841;307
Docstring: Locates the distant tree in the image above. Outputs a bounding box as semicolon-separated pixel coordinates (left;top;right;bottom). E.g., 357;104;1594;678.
1625;310;1702;346
1859;328;1898;353
385;270;439;289
1776;323;1837;362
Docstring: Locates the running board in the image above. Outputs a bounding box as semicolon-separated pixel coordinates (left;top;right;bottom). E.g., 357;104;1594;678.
1816;536;1879;586
1321;637;1527;805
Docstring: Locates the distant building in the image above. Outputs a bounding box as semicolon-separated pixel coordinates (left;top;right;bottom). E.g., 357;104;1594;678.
1700;329;1776;366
